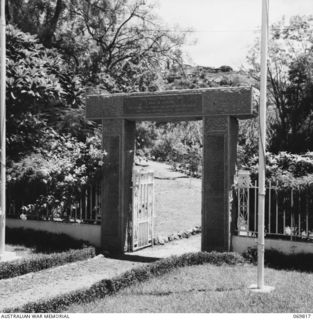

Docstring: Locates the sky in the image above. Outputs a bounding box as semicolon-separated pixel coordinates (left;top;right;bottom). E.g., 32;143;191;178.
149;0;313;69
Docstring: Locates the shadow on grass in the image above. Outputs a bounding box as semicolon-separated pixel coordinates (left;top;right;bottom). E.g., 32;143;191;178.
243;247;313;273
107;253;160;263
127;286;244;297
6;227;91;253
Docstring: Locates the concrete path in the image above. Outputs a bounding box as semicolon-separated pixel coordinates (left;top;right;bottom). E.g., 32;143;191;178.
126;234;201;259
0;235;201;312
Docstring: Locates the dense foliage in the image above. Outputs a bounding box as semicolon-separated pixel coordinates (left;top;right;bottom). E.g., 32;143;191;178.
247;15;313;154
6;25;106;218
247;152;313;190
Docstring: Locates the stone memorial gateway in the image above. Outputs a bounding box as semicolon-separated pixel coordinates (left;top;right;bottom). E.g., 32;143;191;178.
86;87;257;253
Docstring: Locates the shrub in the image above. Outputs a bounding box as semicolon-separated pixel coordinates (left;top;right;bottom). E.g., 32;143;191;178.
7;132;106;220
6;227;91;253
6;26;105;221
247;151;313;191
243;247;313;272
137;121;203;177
0;247;96;280
5;251;245;313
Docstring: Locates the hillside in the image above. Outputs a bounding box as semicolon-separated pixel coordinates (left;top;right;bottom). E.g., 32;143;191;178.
164;64;256;90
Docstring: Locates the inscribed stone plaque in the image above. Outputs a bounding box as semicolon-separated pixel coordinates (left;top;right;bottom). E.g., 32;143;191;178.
124;94;202;116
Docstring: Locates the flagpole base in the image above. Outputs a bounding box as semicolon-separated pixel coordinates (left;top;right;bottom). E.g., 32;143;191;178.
248;284;275;293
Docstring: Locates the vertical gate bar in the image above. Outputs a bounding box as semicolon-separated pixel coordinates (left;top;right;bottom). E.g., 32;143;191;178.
152;172;155;246
146;177;149;245
138;175;141;220
80;197;82;221
132;172;135;251
73;203;76;222
96;184;98;217
84;189;88;221
283;195;286;234
90;185;93;221
275;182;278;234
298;213;301;236
268;181;271;233
145;176;148;245
141;175;144;219
254;181;257;233
131;170;137;251
306;192;309;237
291;188;294;238
298;190;301;236
247;185;250;233
142;177;145;247
143;174;146;246
94;186;97;222
138;174;142;246
150;176;152;244
97;184;100;221
237;188;240;233
145;178;148;245
46;205;49;221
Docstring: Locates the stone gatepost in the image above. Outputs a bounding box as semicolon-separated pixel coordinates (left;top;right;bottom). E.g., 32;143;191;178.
86;87;257;253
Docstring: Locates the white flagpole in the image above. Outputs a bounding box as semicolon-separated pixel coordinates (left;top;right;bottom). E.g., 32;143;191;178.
0;0;6;255
249;0;274;293
257;0;269;290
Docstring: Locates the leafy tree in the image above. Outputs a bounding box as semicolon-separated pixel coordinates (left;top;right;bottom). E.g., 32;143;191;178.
246;15;313;153
6;25;91;160
6;0;65;48
6;25;106;218
6;0;185;92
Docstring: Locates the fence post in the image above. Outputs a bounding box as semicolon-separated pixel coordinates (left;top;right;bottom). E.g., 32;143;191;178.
268;181;271;234
306;191;309;238
291;189;294;240
275;182;278;234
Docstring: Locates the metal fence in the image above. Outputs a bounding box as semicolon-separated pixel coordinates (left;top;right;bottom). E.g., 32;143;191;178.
7;184;102;224
234;181;313;241
7;170;155;250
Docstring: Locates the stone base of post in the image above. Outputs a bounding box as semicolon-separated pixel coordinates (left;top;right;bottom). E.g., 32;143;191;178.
248;284;275;293
0;251;20;262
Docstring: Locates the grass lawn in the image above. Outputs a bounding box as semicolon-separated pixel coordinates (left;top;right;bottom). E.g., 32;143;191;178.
65;263;313;313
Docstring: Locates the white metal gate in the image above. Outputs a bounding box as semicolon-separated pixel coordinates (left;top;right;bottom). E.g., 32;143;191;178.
131;168;154;251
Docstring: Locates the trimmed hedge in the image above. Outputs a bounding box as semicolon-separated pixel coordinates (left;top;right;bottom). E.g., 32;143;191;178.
243;247;313;272
6;227;91;253
5;251;245;313
0;247;96;280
